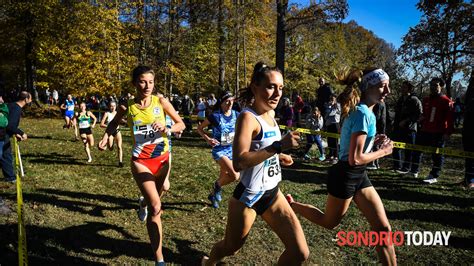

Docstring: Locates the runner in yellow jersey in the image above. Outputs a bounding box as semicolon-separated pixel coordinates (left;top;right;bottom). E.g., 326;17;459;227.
98;66;185;266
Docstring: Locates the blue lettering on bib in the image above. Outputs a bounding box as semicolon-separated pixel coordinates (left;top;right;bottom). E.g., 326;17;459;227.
264;131;276;138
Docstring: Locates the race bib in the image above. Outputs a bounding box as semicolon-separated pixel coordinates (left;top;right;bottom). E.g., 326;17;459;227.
67;105;74;111
133;124;163;146
220;132;235;146
79;120;90;129
263;155;281;180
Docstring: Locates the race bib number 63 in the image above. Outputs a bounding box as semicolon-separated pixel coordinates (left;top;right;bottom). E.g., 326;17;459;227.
264;155;281;179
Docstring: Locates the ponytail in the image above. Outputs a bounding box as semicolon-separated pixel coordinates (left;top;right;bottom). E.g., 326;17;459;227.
335;68;363;119
239;61;281;102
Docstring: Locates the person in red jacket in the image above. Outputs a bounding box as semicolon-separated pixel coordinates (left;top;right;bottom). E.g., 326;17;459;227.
292;91;305;127
409;77;454;184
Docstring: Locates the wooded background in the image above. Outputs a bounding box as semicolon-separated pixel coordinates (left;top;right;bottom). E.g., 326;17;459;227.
0;0;471;101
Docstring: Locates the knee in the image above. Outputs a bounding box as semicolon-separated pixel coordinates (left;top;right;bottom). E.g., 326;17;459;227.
323;218;343;230
372;223;392;233
289;245;310;262
149;201;162;217
223;238;244;256
162;180;170;192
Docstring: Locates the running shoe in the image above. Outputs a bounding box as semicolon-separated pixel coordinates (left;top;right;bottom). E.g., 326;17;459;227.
118;162;124;168
208;193;219;208
422;175;438;184
214;189;222;202
138;196;148;221
5;177;16;183
395;168;410;174
303;154;311;160
87;157;92;163
155;261;165;266
213;183;222;202
318;154;326;161
285;194;295;205
408;172;419;178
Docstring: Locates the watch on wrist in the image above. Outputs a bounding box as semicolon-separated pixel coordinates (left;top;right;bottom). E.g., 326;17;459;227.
271;141;282;154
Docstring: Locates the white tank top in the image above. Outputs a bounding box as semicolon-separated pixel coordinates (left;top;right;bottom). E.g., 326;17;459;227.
106;111;119;129
239;108;282;192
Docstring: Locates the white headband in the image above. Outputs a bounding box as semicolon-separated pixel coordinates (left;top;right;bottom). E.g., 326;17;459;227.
360;69;389;91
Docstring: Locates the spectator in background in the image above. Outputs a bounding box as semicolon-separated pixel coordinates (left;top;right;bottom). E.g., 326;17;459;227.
292;91;305;127
303;106;325;161
45;88;50;104
180;95;194;132
462;73;473;189
196;97;207;125
280;97;294;127
324;94;341;164
207;93;217;110
2;91;31;182
315;78;334;117
52;89;59;105
392;81;422;174
410;77;454;184
453;97;463;128
170;95;181;113
366;100;386;170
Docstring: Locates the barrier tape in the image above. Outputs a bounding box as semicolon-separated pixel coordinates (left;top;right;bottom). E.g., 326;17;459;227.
13;137;28;265
279;125;474;159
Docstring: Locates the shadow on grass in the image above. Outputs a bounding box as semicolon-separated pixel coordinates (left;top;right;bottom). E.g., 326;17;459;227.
0;222;205;265
376;187;471;208
0;222;144;265
28;134;79;142
23;152;115;167
166;238;207;264
282;160;329;184
163;201;207;212
0;189;136;218
386;209;474;230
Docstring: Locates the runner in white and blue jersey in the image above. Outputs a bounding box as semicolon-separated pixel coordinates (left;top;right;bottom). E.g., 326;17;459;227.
202;62;309;265
197;91;240;208
60;94;78;140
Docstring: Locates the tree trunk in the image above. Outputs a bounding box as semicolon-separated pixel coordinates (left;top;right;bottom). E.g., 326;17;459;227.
234;0;240;97
165;0;175;96
218;0;226;93
137;0;146;64
276;0;287;77
24;7;40;106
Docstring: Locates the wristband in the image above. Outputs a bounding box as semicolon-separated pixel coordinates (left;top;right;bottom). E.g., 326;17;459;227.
270;141;282;154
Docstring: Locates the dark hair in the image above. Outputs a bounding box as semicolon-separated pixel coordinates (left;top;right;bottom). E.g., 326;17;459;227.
213;91;234;112
402;80;414;92
239;62;281;102
18;91;31;101
132;65;155;84
431;77;445;87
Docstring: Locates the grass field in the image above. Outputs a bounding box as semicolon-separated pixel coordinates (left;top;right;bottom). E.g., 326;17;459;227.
0;117;473;265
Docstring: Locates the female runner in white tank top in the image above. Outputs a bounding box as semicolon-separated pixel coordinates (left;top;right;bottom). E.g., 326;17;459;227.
100;101;124;167
203;62;309;265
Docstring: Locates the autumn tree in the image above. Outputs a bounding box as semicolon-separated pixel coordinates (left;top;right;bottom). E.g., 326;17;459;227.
399;0;473;97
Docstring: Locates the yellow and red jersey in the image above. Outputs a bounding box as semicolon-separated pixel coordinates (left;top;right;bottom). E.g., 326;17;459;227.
128;95;169;159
